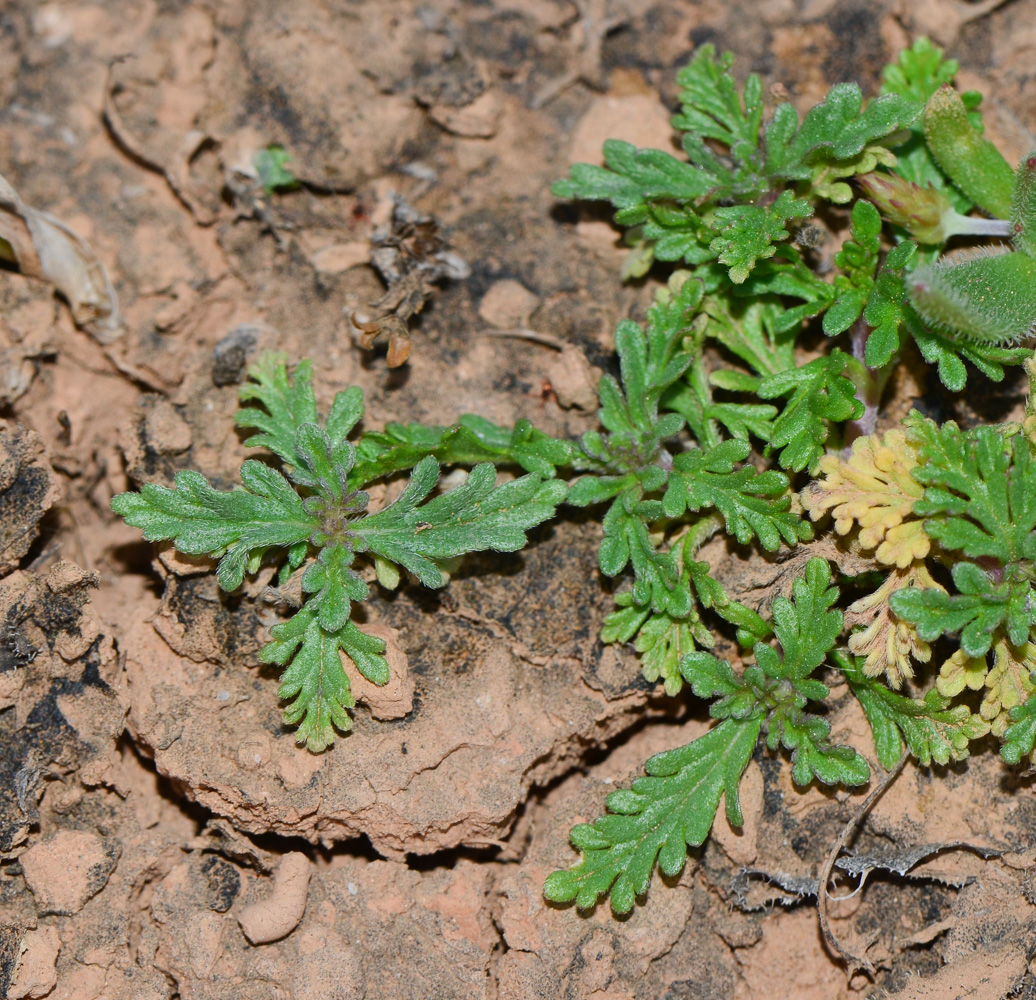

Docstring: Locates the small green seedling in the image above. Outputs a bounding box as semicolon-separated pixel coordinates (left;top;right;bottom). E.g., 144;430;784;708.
112;353;565;750
254;145;300;195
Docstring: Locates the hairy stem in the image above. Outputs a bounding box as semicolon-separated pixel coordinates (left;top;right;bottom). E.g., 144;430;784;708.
683;510;725;556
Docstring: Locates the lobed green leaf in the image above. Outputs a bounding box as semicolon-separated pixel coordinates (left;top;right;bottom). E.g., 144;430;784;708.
110;463;318;592
757;351;864;473
356;458;566;588
544;717;763;913
840;653;989;769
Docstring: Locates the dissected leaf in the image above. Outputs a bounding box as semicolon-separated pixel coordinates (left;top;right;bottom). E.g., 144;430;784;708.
801;428;926;567
907;417;1036;566
937;648;990;698
823;198;882;336
1002;686;1036;764
749;558;871;786
354;414;574;485
710;190;812;284
663;439;812;550
672;45;764;149
757;351;864;472
236;354;321;468
863;240;917;368
552;138;718;215
356;459;566;588
980;638;1036;737
266;608;356;751
110;462;318;591
840;652;989;769
114;352;567;750
846;561;940;688
890;563;1034;658
769;85;921;178
543;717;763;914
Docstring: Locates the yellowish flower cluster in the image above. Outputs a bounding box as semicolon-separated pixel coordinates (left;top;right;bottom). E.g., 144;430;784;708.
940;639;1036;737
801;430;927;568
803;429;942;689
846;563;941;689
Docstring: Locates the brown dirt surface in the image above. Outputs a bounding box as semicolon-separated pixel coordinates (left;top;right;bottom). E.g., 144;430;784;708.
2;1;1036;998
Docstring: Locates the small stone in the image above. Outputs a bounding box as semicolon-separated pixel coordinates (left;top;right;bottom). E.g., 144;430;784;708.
546;344;600;411
212;326;258;386
429;89;502;138
309;241;370;274
7;925;60;1000
712;760;764;866
144;399;192;455
568;94;675;168
478;280;539;330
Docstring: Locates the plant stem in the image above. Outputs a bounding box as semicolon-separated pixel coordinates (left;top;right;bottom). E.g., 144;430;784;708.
842;318;892;448
942;212;1014;239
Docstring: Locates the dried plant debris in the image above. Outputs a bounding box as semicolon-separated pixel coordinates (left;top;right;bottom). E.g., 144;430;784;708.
0;423;61;577
351;197;470;367
0;172;121;342
730;841;1007;911
103;58;222;226
0;320;54;411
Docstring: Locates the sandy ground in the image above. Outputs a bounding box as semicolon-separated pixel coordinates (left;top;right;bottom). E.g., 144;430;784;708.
2;1;1036;997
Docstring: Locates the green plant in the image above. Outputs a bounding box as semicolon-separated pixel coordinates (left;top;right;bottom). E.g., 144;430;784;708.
542;37;1036;918
254;145;300;195
112;36;1036;940
111;353;566;751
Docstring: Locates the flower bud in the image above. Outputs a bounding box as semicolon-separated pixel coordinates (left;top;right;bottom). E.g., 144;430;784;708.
857;172;953;244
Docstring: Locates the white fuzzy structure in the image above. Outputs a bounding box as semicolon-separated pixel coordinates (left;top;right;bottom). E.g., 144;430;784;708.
907;245;1036;346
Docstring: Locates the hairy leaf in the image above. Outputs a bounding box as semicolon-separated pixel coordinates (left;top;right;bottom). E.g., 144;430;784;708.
1002;687;1036;764
353;415;575;485
840;652;988;769
923;85;1013;218
824;199;882;336
710;190;812;284
907;417;1036;565
663;439;811;549
356;458;566;588
980;638;1036;737
543;717;763;913
235;353;320;468
757;351;864;472
110;463;318;591
763;83;921;182
890;563;1033;658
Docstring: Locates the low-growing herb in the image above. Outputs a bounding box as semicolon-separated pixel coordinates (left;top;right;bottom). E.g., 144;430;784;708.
112;37;1036;948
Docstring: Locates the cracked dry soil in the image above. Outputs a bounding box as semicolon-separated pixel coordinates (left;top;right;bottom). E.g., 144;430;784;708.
3;1;1036;998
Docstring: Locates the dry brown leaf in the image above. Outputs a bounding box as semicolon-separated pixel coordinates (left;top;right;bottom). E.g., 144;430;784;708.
0;172;121;342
